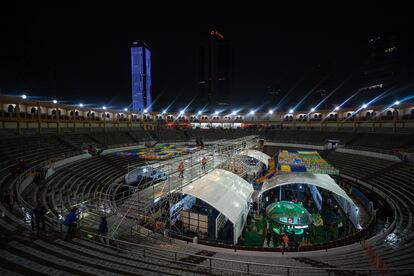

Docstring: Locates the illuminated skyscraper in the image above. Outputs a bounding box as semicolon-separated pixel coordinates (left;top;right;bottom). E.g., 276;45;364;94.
131;42;152;112
197;30;232;106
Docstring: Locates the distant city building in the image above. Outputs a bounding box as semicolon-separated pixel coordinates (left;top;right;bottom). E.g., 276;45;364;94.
197;30;232;107
301;63;332;109
268;85;280;102
356;32;413;103
131;42;152;112
360;35;400;89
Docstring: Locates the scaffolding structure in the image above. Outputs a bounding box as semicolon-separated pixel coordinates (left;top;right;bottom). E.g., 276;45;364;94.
81;136;260;242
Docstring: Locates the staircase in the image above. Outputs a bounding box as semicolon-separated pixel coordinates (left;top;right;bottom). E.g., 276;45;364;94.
344;132;364;147
52;135;78;151
84;133;104;146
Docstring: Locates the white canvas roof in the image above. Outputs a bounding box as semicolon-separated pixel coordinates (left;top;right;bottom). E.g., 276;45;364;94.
239;149;271;167
259;172;353;204
182;168;253;224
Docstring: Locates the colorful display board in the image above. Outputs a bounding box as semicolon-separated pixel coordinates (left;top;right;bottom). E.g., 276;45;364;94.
115;144;198;160
277;150;339;175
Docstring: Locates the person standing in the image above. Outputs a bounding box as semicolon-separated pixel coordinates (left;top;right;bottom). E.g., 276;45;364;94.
266;229;272;247
7;190;15;213
29;209;35;231
99;217;109;245
282;233;289;249
201;157;207;171
177;161;185;178
34;203;47;231
63;207;78;235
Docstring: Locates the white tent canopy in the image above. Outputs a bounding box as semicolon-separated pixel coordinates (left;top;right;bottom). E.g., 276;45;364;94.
239;149;271;167
258;173;359;227
182;168;253;224
182;168;253;244
259;173;352;203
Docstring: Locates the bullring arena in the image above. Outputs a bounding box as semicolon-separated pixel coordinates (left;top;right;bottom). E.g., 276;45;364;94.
0;94;414;275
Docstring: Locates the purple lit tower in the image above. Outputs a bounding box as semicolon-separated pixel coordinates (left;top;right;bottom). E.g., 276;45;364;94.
131;42;152;112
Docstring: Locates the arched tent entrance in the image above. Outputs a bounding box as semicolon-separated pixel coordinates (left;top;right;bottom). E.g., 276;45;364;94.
238;149;271;167
258;173;359;227
181;168;254;244
233;149;272;181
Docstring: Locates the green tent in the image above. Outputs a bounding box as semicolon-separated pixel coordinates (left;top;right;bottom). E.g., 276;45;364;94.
266;201;312;227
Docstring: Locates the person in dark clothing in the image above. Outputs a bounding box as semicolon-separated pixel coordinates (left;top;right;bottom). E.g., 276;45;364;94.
29;210;35;231
266;229;272;247
63;207;78;234
177;161;185;178
33;203;47;231
99;217;109;245
8;190;15;213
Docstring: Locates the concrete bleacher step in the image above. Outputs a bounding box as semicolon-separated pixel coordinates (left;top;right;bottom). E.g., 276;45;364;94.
0;248;74;276
0;217;18;232
8;240;123;275
32;239;190;275
0;267;23;276
63;238;205;275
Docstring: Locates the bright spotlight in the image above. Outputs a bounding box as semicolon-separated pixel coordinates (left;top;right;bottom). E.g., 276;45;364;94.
162;110;167;114
394;100;400;105
21;94;27;99
249;110;255;115
289;109;294;113
179;110;185;115
197;111;202;115
231;110;236;116
124;108;128;112
102;106;107;110
52;99;57;104
311;108;315;112
334;106;340;111
143;109;148;113
362;104;368;109
214;111;219;115
268;110;273;114
79;103;84;107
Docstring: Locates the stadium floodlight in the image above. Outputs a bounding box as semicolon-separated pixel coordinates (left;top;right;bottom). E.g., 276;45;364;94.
394;100;400;105
231;110;236;116
102;106;107;110
289;109;294;114
362;104;368;109
197;111;202;115
124;108;128;112
52;99;57;104
21;94;27;99
79;103;84;107
179;109;185;115
144;109;148;113
249;110;255;115
311;108;315;112
214;111;219;115
334;106;340;111
268;109;274;114
162;110;167;114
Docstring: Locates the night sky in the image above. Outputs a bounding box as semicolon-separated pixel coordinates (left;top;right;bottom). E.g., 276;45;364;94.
0;6;411;112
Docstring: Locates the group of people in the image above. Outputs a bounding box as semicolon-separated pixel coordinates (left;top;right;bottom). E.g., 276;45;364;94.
176;156;207;178
62;207;109;244
265;229;291;249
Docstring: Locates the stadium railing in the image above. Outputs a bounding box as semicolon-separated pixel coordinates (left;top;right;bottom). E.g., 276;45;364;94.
12;151;85;231
80;229;414;276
